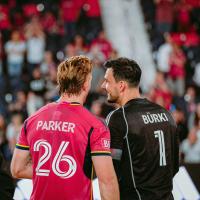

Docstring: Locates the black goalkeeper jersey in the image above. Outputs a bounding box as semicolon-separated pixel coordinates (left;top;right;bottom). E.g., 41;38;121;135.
106;98;179;200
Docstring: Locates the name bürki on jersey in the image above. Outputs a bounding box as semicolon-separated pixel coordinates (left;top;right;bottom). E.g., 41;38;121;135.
36;120;76;133
142;112;169;124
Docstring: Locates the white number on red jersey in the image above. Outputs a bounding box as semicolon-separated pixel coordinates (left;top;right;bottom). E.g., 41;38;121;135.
33;140;77;178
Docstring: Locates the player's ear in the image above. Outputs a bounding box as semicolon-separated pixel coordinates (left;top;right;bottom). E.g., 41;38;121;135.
83;74;92;92
83;79;88;92
119;80;126;93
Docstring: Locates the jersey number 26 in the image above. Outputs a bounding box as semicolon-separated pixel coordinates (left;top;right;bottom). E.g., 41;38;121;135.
33;140;77;178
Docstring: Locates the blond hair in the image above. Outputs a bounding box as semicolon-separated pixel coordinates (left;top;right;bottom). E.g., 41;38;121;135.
57;55;93;96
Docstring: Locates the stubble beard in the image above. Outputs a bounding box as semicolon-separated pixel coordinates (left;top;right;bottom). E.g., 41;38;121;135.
107;94;118;104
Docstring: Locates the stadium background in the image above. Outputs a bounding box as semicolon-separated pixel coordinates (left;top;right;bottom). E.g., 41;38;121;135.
0;0;200;198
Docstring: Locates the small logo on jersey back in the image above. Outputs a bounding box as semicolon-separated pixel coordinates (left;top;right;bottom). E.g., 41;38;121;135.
101;138;110;149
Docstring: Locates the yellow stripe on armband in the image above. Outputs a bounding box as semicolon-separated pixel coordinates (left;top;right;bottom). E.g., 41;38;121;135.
16;144;30;150
91;151;111;156
91;151;111;154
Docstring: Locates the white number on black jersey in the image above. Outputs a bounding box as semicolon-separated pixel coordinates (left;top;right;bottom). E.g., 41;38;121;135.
154;130;166;166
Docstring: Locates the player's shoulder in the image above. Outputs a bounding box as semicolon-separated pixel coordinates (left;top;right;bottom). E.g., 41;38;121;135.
26;102;56;122
141;98;168;112
81;106;107;128
32;102;56;116
147;99;177;126
105;107;123;125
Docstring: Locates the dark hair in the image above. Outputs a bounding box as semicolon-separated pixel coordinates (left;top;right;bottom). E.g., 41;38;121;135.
104;57;141;87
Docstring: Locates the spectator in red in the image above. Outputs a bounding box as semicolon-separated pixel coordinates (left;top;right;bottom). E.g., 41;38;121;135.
0;5;11;35
84;0;101;20
185;0;200;7
41;11;57;34
12;11;25;29
22;4;39;18
167;42;186;96
184;32;200;46
83;0;102;41
0;32;7;95
155;0;174;33
91;30;113;60
175;0;192;32
0;32;3;76
60;0;80;42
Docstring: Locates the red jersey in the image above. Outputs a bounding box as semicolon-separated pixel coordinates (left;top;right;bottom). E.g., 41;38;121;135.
0;5;11;30
84;0;101;18
60;0;80;22
16;101;111;200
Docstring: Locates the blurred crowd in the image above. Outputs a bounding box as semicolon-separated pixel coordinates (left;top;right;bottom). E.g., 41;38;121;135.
1;0;200;170
0;0;116;165
141;0;200;164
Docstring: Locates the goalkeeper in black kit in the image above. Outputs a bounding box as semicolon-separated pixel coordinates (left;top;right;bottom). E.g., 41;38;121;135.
101;57;179;200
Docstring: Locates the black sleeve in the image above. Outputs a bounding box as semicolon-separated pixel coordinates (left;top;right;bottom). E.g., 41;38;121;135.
106;110;126;180
107;110;126;150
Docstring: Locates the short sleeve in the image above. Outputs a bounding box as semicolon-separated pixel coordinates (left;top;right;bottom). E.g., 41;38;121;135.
107;110;125;150
90;122;111;157
16;121;29;150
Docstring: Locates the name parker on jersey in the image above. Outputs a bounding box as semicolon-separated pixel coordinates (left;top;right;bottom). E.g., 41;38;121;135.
36;120;76;133
142;112;169;124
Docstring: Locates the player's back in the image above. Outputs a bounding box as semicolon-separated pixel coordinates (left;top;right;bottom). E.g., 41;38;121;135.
109;98;179;200
21;101;103;200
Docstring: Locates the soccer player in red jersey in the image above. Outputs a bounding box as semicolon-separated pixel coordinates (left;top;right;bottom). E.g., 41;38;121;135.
11;56;119;200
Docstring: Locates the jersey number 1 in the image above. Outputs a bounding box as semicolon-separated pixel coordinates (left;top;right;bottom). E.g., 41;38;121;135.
154;130;166;166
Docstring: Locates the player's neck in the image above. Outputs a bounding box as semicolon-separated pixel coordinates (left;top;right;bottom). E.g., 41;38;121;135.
59;94;85;105
119;88;141;106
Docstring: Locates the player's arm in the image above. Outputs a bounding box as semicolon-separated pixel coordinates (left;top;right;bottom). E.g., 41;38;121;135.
10;120;32;179
106;110;125;180
11;148;32;179
92;156;119;200
90;121;120;200
111;148;123;180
